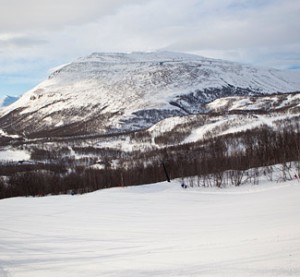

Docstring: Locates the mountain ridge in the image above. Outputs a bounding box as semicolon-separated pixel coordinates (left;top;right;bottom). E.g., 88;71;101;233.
1;51;300;138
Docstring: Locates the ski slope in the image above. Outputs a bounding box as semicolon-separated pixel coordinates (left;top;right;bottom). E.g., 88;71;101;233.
1;179;300;276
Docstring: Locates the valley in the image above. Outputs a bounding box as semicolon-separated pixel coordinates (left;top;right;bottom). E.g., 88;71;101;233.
0;52;300;198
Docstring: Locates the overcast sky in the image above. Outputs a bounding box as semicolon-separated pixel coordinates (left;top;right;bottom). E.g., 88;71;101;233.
1;0;300;98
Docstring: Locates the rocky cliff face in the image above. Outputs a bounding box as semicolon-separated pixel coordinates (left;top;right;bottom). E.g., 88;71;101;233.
1;51;300;138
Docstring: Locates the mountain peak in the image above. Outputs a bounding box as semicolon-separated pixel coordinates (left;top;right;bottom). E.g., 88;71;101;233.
1;51;300;137
77;51;206;64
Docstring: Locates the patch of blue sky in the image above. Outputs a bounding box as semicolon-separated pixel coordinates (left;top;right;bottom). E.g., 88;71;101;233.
0;75;40;97
288;65;300;70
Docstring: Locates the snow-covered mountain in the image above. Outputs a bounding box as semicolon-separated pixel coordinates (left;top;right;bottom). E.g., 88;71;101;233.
1;51;300;137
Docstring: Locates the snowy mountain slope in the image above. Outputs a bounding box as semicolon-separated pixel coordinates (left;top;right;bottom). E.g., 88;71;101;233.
88;109;298;153
1;51;300;137
206;92;300;113
1;177;300;277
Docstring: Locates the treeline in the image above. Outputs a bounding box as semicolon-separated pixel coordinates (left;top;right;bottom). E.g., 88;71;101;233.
0;161;167;199
160;123;300;186
1;122;300;199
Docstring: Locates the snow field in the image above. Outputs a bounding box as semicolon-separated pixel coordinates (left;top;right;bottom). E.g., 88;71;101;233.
0;180;300;276
0;148;30;162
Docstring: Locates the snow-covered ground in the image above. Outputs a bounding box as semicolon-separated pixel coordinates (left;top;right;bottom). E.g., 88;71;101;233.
0;148;30;162
0;179;300;277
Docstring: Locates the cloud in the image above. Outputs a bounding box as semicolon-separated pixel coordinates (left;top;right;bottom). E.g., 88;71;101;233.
1;0;299;58
0;0;142;31
0;0;300;97
166;0;300;50
160;0;300;68
0;35;47;49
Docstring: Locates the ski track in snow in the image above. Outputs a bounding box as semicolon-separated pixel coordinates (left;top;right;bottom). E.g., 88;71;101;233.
0;180;300;276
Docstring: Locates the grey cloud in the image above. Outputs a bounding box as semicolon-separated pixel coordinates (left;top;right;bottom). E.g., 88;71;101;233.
0;36;47;48
0;0;143;31
0;0;300;85
164;0;300;56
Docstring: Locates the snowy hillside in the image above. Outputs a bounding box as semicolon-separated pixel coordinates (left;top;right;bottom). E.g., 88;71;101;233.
1;177;300;277
206;92;300;113
1;51;300;137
